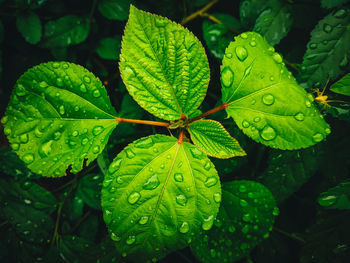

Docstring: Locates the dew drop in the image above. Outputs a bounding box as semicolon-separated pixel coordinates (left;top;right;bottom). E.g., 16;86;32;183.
240;33;248;39
83;76;91;83
56;78;63;87
39;81;48;88
204;177;218;188
253;117;261;123
204;161;211;171
12;143;20;151
294;112;305;121
202;215;214;231
20;134;29;143
243;213;251;222
225;53;233;59
334;9;347;18
22;153;34;164
262;94;275;105
221;67;234;88
240;199;248;207
72;130;79;137
235;46;248;61
213;192;221;203
239;185;247;193
128;191;141;204
228;225;236;233
272;53;283;64
174;173;184;182
93;90;101;98
242;120;250;128
38;140;53;157
176;194;187;206
92;126;104;136
135;137;154;148
59;105;65;115
143;174;160;190
111;232;121;241
52;62;60;68
139;216;149;225
179;222;189;233
108;158;122;174
325;127;331;134
272;207;280;216
309;43;317;49
80;84;87;93
339;55;349;69
318;195;337;206
305;100;311;108
249;41;256;47
92;145;100;154
155;19;167;27
126;148;136;159
312;133;323;143
323;23;333;33
1;116;8;124
126;235;136;245
190;147;202;159
260;125;277;141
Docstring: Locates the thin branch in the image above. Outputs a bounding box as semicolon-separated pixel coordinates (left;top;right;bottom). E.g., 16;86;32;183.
116;117;170;127
274;227;306;244
181;0;219;25
88;0;98;25
177;129;184;144
189;103;228;123
68;210;92;235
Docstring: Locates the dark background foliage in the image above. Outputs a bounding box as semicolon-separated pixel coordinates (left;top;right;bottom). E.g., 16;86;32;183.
0;0;350;262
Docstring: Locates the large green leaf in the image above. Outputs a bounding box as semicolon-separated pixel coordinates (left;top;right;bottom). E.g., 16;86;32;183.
16;11;42;44
318;180;350;210
222;31;330;150
101;134;221;261
298;8;350;89
240;0;269;27
120;5;210;120
190;180;278;263
330;73;350;96
41;15;90;48
2;61;117;177
253;1;293;45
188;119;246;158
98;0;132;21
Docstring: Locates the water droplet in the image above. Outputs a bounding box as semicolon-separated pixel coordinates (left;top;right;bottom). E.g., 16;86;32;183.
93;90;101;98
143;174;160;190
253;117;261;123
225;52;233;59
262;94;275;105
59;105;65;115
128;191;141;204
242;120;250;128
39;81;48;88
260;125;277;141
20;134;29;143
190;147;202;159
126;148;136;159
137;216;149;225
126;235;136;245
249;41;256;47
243;213;251;222
241;225;250;234
174;173;183;182
12;143;20;151
204;161;211;171
294;112;305;121
204;177;218;188
92;126;103;136
176;194;187;206
135;137;154;148
272;207;279;216
179;222;189;233
309;43;317;49
1;116;8;125
325;127;331;134
111;232;121;241
221;67;234;88
81;138;89;145
334;9;347;18
235;46;248;61
213;192;221;203
38;140;53;157
239;185;247;193
240;33;248;39
108;158;122;174
92;145;100;154
52;62;60;68
56;78;63;87
272;53;283;63
240;199;248;207
312;133;324;143
22;153;34;164
202;215;214;231
83;76;91;83
4;127;11;136
339;55;349;69
305;100;311;108
318;195;337;206
72;130;79;137
228;225;236;233
323;23;333;33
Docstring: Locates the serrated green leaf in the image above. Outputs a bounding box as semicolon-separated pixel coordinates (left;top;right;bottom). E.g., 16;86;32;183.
76;173;103;210
253;2;293;45
41;15;90;48
188;119;246;158
298;8;350;89
16;11;42;44
190;180;277;263
318;180;350;209
98;0;132;21
330;73;350;96
101;134;221;261
259;144;325;204
120;5;210;120
96;36;121;60
240;0;269;27
321;0;350;9
222;32;330;150
2;61;117;177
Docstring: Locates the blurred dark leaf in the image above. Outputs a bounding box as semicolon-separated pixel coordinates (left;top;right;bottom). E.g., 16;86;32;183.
76;173;103;210
98;0;132;21
318;179;350;210
16;11;42;44
96;36;122;60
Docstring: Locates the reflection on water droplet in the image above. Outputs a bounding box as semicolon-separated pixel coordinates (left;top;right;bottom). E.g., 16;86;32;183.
179;222;189;233
262;94;275;105
135;137;154;148
108;158;122;174
111;232;121;241
126;148;135;159
221;67;234;88
213;192;221;203
202;215;214;231
242;120;250;128
272;53;283;64
204;177;218;188
128;191;141;204
174;173;183;182
318;195;337;207
143;174;160;190
235;46;248;61
22;153;34;164
312;133;323;143
176;195;187;206
126;235;136;245
294;112;305;121
260;125;277;141
139;216;149;225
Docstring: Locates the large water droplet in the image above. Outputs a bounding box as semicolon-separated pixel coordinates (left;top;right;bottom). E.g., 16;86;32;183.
126;148;136;159
202;215;214;231
39;81;48;88
174;173;183;182
272;53;283;64
135;137;154;148
12;143;20;151
22;153;34;164
312;133;323;143
323;23;333;33
176;194;187;206
93;90;101;98
204;161;211;171
128;191;141;204
240;33;248;39
294;112;305;121
59;105;65;115
139;216;149;225
179;222;189;233
262;94;275;105
126;235;136;245
204;177;218;188
111;232;121;241
213;192;221;203
240;199;248;207
318;195;337;207
83;76;91;83
334;9;347;18
92;145;100;154
143;174;160;190
260;125;277;141
108;158;122;174
92;126;104;136
235;46;248;61
221;67;234;88
242;120;250;128
190;147;202;159
38;140;53;157
20;134;29;143
239;185;247;193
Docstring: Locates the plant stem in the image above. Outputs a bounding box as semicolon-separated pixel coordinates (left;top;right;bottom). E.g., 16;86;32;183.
88;0;98;24
68;210;92;234
189;103;228;123
181;0;219;25
116;117;170;127
178;129;184;144
274;227;306;244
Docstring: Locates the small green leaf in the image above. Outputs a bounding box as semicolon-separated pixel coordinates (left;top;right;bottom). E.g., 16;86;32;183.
190;180;277;263
120;5;210;120
96;36;121;60
240;0;269;27
222;32;330;150
101;134;221;262
321;0;350;9
2;61;117;177
253;2;293;45
188;119;246;158
76;173;103;210
298;8;350;89
41;15;90;48
58;236;101;262
318;180;350;209
98;0;132;21
16;11;42;44
330;73;350;96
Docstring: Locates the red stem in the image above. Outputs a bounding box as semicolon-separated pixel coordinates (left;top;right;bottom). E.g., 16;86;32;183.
189;103;228;123
115;117;170;127
177;129;184;144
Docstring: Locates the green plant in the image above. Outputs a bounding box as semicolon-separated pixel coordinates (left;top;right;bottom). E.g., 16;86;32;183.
1;1;350;263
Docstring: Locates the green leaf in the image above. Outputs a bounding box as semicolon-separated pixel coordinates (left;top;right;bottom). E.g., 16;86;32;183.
318;180;350;209
190;180;278;263
76;173;103;210
101;134;221;261
96;36;121;60
240;0;269;27
321;0;350;9
253;2;293;45
16;11;42;44
98;0;132;21
2;61;117;177
259;144;325;204
330;73;350;96
58;236;101;262
222;32;330;150
188;119;246;158
120;5;210;120
298;8;350;89
41;15;90;48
